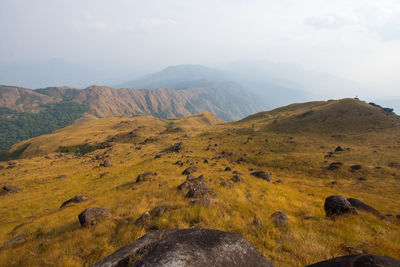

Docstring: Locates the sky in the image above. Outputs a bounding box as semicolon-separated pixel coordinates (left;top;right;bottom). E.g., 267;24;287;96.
0;0;399;98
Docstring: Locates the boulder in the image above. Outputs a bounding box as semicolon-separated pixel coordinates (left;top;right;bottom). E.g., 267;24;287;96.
174;160;184;167
232;174;244;182
136;172;157;183
224;166;232;171
306;254;400;267
60;195;89;209
347;198;385;218
186;183;216;199
91;229;274;267
324;195;356;217
78;208;110;227
182;166;198;175
270;211;288;227
334;146;344;152
177;176;205;191
250;171;271;182
1;185;22;194
100;160;113;167
327;162;343;171
350;164;362;171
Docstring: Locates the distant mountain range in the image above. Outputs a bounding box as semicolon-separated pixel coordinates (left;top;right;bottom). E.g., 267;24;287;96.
1;64;397;151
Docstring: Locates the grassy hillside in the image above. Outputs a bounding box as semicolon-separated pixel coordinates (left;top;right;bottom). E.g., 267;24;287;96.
0;99;399;266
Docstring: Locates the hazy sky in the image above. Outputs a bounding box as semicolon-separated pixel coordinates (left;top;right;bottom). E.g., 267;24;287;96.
0;0;399;96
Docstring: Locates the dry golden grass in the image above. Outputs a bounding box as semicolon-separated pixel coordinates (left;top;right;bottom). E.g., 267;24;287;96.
0;100;399;266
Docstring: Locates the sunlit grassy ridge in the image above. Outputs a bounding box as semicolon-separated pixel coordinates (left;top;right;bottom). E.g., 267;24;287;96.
0;99;399;266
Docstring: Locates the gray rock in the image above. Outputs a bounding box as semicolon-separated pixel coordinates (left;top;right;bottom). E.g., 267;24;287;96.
186;183;217;199
78;208;110;227
136;172;157;183
182;166;198;175
270;211;288;227
0;235;25;250
232;174;244;182
100;160;113;167
306;254;400;267
1;185;22;194
91;229;274;267
347;198;385;218
324;195;356;217
60;195;89;209
250;171;271;182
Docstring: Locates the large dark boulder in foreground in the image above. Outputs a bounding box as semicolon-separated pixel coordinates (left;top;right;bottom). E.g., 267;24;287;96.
324;195;356;217
347;198;385;218
91;229;274;267
78;208;110;227
306;254;400;267
250;171;271;182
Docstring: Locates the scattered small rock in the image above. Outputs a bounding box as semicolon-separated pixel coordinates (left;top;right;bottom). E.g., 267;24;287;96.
250;171;271;182
55;174;67;179
60;195;89;209
174;160;184;167
154;154;161;159
350;164;362;171
136;172;157;183
358;177;367;181
270;211;288;227
186;183;216;199
0;235;25;250
273;179;283;184
251;216;262;228
327;162;343;170
100;160;113;167
334;146;344;152
232;174;244;182
78;208;110;227
324;195;356;217
100;172;111;178
1;185;22;194
182;166;198;175
224;166;232;171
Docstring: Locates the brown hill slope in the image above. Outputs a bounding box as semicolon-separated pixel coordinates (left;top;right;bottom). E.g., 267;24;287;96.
0;86;57;112
240;98;400;134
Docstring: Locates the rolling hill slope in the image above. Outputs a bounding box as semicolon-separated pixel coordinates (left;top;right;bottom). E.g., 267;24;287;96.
0;98;399;266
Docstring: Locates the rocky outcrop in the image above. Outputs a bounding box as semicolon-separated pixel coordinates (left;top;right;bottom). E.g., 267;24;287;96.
91;229;274;267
